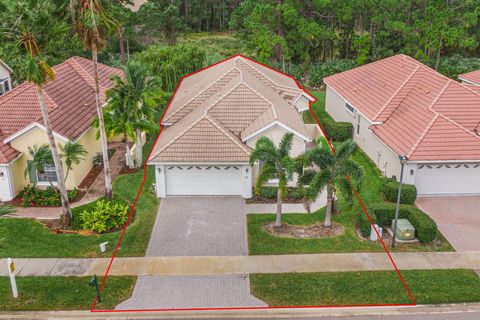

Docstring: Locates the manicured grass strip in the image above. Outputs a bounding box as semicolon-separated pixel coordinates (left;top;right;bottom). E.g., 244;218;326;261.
250;269;480;306
303;90;328;124
0;276;135;311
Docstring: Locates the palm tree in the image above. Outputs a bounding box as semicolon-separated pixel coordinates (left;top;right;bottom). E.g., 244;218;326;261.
60;141;88;181
25;144;53;179
69;0;117;199
6;5;74;225
250;133;295;227
105;61;162;168
300;139;364;227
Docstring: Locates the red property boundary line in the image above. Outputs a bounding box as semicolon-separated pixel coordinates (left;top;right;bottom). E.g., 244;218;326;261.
91;54;417;313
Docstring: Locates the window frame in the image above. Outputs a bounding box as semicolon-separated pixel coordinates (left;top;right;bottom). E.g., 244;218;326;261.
36;163;58;185
345;102;355;114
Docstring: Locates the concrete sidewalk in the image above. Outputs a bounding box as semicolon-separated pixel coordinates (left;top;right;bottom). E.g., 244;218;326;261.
2;251;480;277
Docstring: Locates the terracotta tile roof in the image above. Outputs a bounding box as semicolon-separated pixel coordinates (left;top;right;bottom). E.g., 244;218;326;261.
459;70;480;85
0;139;20;163
0;56;122;163
150;55;312;163
325;54;480;161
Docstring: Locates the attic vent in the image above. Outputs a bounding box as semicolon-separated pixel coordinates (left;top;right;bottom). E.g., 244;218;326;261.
83;103;89;107
353;87;358;92
425;89;431;94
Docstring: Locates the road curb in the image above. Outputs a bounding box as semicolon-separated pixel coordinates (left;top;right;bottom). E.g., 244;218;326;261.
1;303;480;319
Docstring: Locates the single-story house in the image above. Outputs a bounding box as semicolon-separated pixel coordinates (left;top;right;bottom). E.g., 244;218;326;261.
0;56;123;201
0;59;13;96
148;55;318;198
324;54;480;196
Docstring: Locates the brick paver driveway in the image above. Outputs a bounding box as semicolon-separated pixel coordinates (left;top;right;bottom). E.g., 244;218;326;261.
146;196;247;256
116;196;266;310
416;196;480;251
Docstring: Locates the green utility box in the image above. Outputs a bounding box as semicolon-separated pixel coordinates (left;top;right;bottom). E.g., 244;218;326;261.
391;219;415;241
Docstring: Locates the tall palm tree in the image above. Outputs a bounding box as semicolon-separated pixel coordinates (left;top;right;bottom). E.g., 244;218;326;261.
60;141;88;181
300;139;364;227
105;61;162;168
250;133;295;227
6;5;73;225
69;0;117;199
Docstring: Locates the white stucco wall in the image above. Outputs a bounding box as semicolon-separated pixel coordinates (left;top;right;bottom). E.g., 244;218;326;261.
325;85;410;181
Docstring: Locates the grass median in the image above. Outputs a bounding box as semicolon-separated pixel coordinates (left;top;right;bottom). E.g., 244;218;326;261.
251;269;480;306
0;276;135;311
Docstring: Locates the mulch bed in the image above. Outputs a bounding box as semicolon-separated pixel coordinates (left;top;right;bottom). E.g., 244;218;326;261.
7;190;86;208
78;165;103;189
264;222;344;239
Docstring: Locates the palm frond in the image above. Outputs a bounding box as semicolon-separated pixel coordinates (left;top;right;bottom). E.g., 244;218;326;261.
278;132;294;158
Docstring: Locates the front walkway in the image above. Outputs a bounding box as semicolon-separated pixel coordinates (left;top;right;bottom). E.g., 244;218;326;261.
4;143;125;220
416;196;480;251
3;251;480;277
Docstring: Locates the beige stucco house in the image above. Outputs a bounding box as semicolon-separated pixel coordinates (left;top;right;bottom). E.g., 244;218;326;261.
0;56;123;201
148;55;319;198
324;54;480;196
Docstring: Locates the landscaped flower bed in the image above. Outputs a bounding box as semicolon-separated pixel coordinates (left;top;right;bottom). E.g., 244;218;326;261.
11;185;81;207
246;186;305;204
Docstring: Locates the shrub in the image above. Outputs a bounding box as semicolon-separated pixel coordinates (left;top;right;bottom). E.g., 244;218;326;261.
260;187;278;199
20;185;78;207
358;210;377;237
322;118;353;142
368;203;437;243
78;199;130;233
93;149;116;166
383;178;417;205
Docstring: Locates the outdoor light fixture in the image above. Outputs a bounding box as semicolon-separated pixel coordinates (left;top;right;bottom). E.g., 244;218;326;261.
157;167;162;173
392;154;408;248
0;172;3;178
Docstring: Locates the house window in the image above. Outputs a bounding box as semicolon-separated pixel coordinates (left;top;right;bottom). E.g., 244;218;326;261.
0;79;10;95
37;163;58;183
345;102;354;113
356;114;361;135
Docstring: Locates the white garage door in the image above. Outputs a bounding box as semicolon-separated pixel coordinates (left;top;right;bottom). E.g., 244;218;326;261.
415;163;480;195
165;165;246;196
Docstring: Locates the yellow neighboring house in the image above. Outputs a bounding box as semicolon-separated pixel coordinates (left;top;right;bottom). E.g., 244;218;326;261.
0;56;124;201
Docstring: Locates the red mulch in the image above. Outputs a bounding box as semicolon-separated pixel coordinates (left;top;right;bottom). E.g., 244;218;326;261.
264;222;344;239
78;165;103;189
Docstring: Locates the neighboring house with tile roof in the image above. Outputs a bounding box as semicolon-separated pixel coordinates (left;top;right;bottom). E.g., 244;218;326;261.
0;59;13;97
324;54;480;196
148;55;317;198
459;69;480;86
0;56;123;201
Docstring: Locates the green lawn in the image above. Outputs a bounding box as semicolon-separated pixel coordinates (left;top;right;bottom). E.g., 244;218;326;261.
0;276;135;311
247;149;453;255
251;269;480;306
303;90;328;124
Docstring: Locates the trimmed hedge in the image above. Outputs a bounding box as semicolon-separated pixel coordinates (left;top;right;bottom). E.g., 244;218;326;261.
322;118;353;142
383;179;417;205
358;211;377;237
260;186;304;201
367;203;437;243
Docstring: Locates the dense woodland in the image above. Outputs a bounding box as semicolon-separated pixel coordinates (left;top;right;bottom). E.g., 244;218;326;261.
1;0;480;89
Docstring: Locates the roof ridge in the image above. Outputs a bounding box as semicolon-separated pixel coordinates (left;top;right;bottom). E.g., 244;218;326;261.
65;57;98;90
407;113;439;157
204;114;251;154
373;65;420;121
240;81;277;118
204;82;244;114
428;79;451;112
164;66;239;122
438;113;480;140
153;116;206;156
239;57;297;91
0;81;34;104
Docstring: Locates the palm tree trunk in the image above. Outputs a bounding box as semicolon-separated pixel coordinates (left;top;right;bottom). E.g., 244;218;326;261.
274;186;282;227
325;185;333;227
35;84;72;226
124;132;133;168
92;43;113;200
135;128;143;168
118;27;126;64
